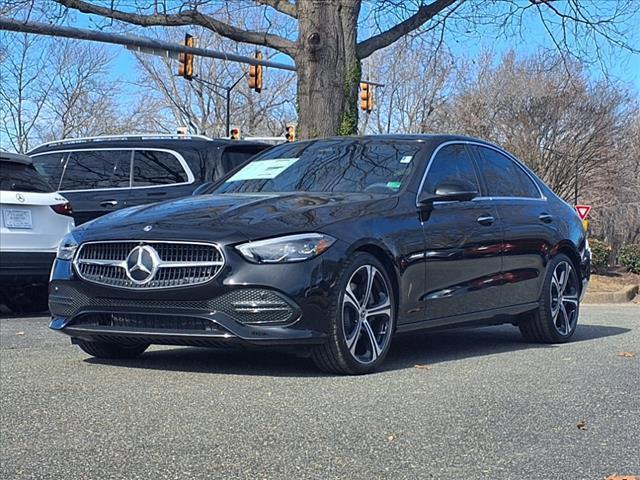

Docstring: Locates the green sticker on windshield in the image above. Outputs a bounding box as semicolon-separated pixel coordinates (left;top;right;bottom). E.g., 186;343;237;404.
386;181;401;190
226;158;299;182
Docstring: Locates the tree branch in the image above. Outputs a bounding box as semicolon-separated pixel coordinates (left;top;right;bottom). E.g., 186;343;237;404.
54;0;296;55
256;0;297;18
357;0;458;59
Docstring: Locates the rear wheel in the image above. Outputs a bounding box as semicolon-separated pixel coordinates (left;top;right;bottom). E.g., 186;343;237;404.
519;254;581;343
312;253;396;375
75;340;149;359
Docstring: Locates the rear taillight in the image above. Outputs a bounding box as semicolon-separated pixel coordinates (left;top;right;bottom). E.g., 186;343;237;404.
51;202;73;217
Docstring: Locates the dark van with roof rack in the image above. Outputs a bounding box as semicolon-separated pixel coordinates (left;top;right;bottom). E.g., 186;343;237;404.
28;134;270;225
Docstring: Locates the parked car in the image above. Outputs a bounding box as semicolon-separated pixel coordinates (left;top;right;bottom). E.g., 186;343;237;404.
28;134;270;225
0;151;75;313
48;135;590;374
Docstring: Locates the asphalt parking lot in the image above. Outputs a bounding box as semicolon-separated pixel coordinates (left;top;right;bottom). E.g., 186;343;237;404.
1;305;638;479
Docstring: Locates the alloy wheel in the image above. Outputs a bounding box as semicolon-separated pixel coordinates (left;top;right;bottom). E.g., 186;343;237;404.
549;261;579;336
341;265;393;364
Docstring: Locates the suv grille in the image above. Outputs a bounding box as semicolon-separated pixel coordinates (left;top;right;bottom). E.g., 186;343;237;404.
74;241;224;289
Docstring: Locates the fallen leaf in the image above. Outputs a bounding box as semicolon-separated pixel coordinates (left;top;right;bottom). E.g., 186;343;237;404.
617;352;635;358
576;420;587;430
387;433;398;443
414;364;432;370
605;475;638;480
15;331;25;336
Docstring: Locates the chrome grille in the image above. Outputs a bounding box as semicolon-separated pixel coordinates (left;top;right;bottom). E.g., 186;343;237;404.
74;241;224;289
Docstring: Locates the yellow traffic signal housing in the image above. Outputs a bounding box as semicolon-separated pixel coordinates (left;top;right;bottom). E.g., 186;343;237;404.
360;82;373;112
178;34;195;80
248;50;263;93
285;125;296;142
230;127;240;140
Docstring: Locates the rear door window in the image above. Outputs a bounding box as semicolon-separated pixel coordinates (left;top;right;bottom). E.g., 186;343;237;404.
132;150;188;186
0;161;53;193
59;150;131;191
422;143;480;195
473;146;540;198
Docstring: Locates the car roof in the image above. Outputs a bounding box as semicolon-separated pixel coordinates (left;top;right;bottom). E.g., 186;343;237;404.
0;150;32;165
267;134;499;148
27;134;270;155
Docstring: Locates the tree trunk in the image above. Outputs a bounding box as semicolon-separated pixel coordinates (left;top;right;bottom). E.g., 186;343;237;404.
295;0;361;139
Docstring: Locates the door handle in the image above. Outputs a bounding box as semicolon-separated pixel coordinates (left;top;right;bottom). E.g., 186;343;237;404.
100;200;118;208
477;215;495;226
539;213;553;223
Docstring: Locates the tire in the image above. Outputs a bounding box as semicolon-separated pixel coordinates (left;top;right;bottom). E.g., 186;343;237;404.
518;253;581;343
75;339;149;359
312;252;396;375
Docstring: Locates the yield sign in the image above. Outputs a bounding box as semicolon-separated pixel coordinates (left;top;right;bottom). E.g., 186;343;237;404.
575;205;591;220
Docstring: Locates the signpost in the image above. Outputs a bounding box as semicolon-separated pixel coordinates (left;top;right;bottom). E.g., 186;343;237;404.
575;205;591;231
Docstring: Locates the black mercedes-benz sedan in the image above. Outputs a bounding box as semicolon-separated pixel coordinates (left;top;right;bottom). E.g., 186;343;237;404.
49;135;590;374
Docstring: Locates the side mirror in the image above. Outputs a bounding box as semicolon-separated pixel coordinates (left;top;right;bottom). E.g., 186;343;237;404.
192;181;214;196
418;179;478;207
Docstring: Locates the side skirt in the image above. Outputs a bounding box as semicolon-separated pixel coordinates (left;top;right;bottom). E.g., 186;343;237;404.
395;302;539;334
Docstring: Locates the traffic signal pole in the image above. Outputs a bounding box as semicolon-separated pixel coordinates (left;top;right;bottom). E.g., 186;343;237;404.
192;73;246;138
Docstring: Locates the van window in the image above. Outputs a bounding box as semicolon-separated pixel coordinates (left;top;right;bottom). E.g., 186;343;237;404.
132;151;187;186
60;150;131;190
31;152;67;189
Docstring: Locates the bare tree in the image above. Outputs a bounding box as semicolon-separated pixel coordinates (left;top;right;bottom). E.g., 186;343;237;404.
360;35;456;135
1;22;171;151
0;30;56;152
48;0;639;139
133;26;296;138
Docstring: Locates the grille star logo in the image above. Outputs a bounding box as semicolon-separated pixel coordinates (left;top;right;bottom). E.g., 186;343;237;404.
125;245;160;284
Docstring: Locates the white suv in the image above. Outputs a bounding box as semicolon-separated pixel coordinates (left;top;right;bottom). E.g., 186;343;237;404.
0;151;74;313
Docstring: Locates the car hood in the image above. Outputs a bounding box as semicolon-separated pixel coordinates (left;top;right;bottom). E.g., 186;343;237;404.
75;192;398;244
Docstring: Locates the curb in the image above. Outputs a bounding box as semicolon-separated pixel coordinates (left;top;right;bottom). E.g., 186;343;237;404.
583;284;640;304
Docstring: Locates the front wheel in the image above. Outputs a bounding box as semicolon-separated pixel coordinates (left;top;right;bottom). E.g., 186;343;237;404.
312;253;396;375
519;254;581;343
75;339;149;359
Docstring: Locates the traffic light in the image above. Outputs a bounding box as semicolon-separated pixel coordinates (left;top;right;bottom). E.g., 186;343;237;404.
248;50;263;93
285;125;296;142
360;82;373;112
230;127;240;140
178;33;195;80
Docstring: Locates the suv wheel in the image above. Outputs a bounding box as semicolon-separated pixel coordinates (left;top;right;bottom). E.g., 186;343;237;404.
519;254;581;343
312;253;396;375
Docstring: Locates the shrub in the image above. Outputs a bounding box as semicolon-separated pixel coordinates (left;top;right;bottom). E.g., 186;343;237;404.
619;244;640;274
589;239;610;273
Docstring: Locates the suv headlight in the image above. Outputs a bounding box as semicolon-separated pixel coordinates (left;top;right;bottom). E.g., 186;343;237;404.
236;233;336;264
57;232;79;260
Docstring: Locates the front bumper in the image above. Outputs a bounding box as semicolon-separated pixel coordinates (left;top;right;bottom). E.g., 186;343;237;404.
49;246;344;348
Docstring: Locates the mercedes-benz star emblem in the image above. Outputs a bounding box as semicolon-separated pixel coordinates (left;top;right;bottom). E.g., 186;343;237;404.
143;225;153;232
16;193;25;202
125;245;160;284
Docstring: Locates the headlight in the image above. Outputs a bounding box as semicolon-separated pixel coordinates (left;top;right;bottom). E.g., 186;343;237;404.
57;232;79;260
236;233;336;264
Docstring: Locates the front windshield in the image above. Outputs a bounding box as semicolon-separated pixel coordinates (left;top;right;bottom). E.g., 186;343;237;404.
214;139;422;195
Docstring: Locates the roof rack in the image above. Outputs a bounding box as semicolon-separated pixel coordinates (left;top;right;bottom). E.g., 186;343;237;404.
31;133;214;150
